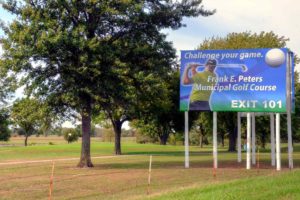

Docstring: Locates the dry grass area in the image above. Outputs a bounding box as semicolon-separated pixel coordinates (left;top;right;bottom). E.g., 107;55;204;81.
0;155;291;200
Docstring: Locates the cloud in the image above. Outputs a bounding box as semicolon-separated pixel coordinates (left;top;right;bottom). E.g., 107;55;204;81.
165;0;300;71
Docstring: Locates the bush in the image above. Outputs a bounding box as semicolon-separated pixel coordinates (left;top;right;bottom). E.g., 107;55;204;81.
189;131;209;146
168;133;183;145
0;109;11;141
136;131;157;144
0;127;10;141
63;128;79;143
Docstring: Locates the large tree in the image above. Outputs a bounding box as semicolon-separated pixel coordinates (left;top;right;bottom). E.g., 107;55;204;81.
197;31;296;151
93;1;215;154
130;71;179;145
131;70;199;145
0;0;215;165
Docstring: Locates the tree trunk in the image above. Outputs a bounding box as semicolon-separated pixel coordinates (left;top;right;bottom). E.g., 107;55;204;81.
77;103;94;168
25;135;28;146
199;134;203;148
261;132;266;149
159;134;168;145
199;125;204;148
113;120;122;155
159;128;169;145
221;133;225;147
228;127;237;152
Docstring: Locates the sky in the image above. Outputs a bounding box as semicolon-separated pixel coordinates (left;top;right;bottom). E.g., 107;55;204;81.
164;0;300;72
0;0;299;127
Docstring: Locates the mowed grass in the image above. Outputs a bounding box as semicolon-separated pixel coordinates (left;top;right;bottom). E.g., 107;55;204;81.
0;136;227;162
0;136;300;200
146;169;300;200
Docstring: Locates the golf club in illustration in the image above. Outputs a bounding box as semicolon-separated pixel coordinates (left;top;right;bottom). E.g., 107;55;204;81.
194;63;248;72
182;62;248;86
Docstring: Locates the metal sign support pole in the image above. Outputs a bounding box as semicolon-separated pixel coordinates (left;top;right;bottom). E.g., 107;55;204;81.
237;112;242;163
287;53;293;169
251;113;256;165
270;113;276;166
246;113;251;169
184;111;189;168
276;113;281;171
213;112;218;169
287;111;293;169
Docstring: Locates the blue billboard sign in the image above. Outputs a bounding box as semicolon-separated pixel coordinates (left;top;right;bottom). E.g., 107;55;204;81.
180;48;293;112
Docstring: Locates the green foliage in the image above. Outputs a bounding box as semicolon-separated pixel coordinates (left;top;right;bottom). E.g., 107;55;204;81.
168;133;184;145
10;98;59;145
190;112;213;146
132;119;160;142
0;0;215;159
63;128;79;143
11;98;43;138
0;109;10;141
39;105;60;136
198;31;289;50
132;71;198;145
0;0;214;115
93;113;112;129
75;124;96;137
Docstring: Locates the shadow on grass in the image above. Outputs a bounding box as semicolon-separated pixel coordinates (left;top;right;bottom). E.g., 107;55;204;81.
92;158;300;170
281;145;300;152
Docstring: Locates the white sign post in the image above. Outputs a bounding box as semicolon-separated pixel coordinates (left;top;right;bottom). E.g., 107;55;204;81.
213;112;218;169
251;113;256;165
246;113;251;169
184;111;189;168
287;53;293;169
270;113;276;166
237;112;242;163
276;113;281;171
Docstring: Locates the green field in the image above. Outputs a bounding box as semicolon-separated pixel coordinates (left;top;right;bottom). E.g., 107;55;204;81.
0;136;299;200
147;169;300;200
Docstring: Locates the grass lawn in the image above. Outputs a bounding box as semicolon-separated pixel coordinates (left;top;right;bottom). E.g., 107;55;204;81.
0;136;299;200
146;169;300;200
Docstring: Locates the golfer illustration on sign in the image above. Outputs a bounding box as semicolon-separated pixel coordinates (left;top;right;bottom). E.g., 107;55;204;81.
183;59;217;110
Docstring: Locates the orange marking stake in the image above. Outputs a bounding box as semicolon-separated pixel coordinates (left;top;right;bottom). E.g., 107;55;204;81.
213;163;217;178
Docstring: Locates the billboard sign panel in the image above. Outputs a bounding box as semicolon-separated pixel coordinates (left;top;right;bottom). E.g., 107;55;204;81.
180;48;291;112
